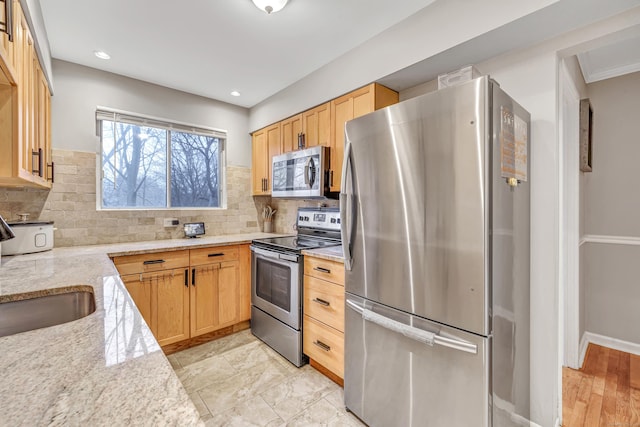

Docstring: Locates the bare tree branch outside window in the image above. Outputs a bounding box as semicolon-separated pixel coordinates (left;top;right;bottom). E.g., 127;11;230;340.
100;119;223;209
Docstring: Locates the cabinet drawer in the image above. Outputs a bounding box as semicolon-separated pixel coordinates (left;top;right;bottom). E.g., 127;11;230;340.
190;245;239;266
113;250;189;275
303;315;344;378
304;276;344;332
304;256;344;285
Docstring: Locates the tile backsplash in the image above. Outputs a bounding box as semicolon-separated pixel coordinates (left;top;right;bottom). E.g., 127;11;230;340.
0;150;261;247
0;149;341;248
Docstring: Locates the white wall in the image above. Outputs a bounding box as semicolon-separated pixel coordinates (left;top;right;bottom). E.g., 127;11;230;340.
582;71;640;344
50;60;252;167
249;0;560;131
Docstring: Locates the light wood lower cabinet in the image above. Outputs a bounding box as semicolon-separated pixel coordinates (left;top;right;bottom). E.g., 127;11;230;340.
191;260;240;336
303;255;345;382
121;268;190;347
114;243;251;350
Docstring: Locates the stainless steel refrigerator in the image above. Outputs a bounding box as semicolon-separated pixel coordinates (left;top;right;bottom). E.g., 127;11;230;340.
340;76;530;427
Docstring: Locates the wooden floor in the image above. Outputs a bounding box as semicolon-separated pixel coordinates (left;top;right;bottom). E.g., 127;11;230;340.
563;344;640;426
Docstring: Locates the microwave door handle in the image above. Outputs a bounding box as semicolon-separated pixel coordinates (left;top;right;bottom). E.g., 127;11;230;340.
304;157;315;189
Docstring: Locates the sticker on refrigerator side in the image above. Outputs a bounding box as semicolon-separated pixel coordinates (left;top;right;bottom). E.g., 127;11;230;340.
500;106;528;182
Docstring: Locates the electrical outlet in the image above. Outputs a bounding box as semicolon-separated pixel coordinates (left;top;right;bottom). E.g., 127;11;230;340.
163;218;179;227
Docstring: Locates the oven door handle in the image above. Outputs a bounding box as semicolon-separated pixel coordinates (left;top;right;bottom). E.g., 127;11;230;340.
251;246;281;260
251;245;299;263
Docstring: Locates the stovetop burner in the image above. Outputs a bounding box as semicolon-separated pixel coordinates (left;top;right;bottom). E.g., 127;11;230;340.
252;207;341;253
252;235;340;252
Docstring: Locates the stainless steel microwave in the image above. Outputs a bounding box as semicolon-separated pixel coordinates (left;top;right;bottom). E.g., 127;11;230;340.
271;146;335;199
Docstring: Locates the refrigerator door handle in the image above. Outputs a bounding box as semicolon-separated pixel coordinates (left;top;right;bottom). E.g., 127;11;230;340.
346;299;478;355
340;141;354;271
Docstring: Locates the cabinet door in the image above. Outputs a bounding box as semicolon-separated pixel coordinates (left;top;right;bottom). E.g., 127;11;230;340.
265;123;281;193
281;114;302;153
190;260;240;336
238;244;251;322
302;103;330;149
330;94;354;193
252;129;268;195
155;270;190;346
121;273;153;331
190;265;218;336
217;260;240;327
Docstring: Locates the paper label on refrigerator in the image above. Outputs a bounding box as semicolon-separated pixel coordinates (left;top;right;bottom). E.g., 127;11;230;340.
500;107;528;182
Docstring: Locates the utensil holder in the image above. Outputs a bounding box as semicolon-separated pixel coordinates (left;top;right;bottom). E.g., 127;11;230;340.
263;221;273;233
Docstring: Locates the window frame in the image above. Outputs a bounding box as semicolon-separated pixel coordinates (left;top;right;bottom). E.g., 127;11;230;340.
96;107;227;211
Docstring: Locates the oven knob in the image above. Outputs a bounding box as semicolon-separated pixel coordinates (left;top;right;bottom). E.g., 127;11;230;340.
337;218;340;224
330;218;336;224
299;216;303;221
304;216;309;221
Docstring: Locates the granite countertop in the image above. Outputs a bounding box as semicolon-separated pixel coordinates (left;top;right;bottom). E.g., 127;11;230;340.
0;232;280;426
302;245;345;263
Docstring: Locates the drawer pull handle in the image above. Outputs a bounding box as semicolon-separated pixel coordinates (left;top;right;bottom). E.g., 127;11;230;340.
192;268;196;286
143;259;165;265
312;298;330;307
313;340;331;352
313;267;331;274
208;253;224;257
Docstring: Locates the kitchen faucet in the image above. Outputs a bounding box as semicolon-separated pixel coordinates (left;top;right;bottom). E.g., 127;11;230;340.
0;215;15;242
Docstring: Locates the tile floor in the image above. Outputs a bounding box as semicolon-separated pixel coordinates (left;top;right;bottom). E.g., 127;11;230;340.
167;329;365;426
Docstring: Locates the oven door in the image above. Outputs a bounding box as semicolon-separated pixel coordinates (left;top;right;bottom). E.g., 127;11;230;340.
251;245;302;330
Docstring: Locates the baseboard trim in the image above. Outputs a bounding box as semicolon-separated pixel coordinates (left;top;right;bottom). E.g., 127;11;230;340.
581;331;640;358
161;320;250;355
579;333;590;368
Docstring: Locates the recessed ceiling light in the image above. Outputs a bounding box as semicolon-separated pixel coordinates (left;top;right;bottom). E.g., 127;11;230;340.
94;50;111;60
230;91;241;97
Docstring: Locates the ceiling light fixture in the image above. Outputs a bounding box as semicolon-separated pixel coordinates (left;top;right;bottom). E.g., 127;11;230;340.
230;91;241;97
251;0;288;14
94;50;111;60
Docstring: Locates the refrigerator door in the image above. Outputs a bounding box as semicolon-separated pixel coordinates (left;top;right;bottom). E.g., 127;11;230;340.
344;294;490;427
342;77;489;336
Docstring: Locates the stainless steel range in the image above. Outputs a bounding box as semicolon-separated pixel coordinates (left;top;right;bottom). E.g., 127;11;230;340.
250;207;341;366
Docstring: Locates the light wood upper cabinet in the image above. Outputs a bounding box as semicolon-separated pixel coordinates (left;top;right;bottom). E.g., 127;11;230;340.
251;122;281;195
251;128;268;195
302;102;330;149
330;83;398;192
0;1;52;188
281;114;302;153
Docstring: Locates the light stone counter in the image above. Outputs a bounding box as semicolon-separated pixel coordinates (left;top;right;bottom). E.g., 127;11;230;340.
0;232;281;426
302;245;345;263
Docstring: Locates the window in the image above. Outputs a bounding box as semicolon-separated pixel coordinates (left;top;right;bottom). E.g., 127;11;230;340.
97;109;226;209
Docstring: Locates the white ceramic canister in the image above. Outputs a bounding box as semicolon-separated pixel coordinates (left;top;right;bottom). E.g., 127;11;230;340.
2;221;54;255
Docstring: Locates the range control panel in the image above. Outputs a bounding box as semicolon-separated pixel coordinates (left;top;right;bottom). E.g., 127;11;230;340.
297;207;341;231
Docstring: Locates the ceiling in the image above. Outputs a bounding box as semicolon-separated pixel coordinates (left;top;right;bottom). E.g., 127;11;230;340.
39;0;436;108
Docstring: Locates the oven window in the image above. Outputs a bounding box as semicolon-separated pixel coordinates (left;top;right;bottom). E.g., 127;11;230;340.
255;258;291;312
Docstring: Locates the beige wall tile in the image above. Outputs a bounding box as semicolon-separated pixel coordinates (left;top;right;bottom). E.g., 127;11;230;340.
0;149;262;247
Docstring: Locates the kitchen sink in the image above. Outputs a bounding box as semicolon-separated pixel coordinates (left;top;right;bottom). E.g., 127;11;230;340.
0;289;96;338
